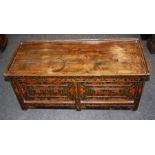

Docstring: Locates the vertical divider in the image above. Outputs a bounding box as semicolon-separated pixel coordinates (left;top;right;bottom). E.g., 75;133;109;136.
75;82;81;111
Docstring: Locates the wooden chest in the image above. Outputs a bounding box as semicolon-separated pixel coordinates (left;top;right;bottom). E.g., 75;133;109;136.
4;39;150;110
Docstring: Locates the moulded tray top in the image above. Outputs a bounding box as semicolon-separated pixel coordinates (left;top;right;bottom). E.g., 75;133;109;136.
4;38;150;77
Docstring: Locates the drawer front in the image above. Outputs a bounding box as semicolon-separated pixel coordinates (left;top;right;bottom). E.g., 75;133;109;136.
78;81;137;106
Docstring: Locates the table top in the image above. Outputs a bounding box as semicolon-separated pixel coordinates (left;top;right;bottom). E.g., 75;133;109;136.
4;38;150;77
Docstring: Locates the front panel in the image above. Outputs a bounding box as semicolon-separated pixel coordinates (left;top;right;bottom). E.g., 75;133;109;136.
13;77;76;109
78;81;138;109
11;77;143;110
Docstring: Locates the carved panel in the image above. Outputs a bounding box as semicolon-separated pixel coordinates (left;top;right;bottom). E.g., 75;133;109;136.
22;83;75;101
14;78;77;108
78;81;137;106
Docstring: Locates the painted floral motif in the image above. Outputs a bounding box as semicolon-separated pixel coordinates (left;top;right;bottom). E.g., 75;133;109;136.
12;76;144;110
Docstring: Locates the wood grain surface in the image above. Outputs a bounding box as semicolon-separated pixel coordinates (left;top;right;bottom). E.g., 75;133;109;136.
4;38;149;77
